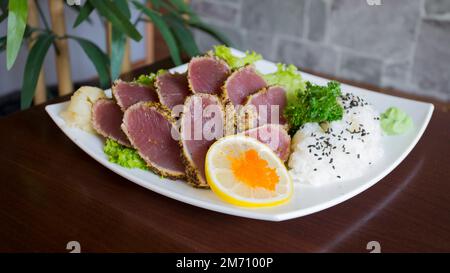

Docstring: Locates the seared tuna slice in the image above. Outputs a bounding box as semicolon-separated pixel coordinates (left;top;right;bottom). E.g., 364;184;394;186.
222;65;267;135
122;102;186;180
241;124;291;162
92;99;131;147
180;94;225;187
155;72;191;110
238;86;287;131
112;80;159;111
222;65;267;106
188;56;230;95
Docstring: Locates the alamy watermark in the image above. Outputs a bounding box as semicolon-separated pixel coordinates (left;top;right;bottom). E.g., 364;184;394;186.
66;0;81;6
67;0;382;7
366;0;382;6
169;98;282;148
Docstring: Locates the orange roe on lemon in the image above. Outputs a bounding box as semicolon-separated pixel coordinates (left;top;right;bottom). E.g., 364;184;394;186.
228;149;279;191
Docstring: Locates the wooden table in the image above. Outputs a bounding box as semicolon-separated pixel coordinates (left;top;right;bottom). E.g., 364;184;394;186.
1;58;449;253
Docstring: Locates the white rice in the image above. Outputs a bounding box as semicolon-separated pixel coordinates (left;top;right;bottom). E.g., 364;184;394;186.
288;92;383;185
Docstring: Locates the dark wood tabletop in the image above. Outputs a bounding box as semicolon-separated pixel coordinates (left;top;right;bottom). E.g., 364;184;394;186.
0;58;449;253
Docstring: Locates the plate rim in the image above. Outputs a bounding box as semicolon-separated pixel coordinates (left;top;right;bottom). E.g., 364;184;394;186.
44;54;435;221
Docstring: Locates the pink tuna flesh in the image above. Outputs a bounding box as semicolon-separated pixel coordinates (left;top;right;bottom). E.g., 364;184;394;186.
113;80;159;111
225;66;267;106
242;124;291;161
246;86;287;127
92;99;131;146
188;56;230;95
122;103;185;175
181;94;225;184
156;72;191;110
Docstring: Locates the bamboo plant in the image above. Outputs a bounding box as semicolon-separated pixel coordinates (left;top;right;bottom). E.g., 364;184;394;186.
0;0;230;109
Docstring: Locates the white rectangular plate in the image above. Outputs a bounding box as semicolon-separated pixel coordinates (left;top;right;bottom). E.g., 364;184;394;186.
45;49;433;221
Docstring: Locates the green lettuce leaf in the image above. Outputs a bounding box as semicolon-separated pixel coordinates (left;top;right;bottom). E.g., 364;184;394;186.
213;45;262;70
134;69;166;86
263;63;306;101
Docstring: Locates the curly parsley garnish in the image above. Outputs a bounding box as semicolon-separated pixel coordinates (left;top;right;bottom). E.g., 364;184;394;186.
284;81;344;134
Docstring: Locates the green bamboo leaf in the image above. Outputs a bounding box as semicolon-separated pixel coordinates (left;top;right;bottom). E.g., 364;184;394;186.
71;36;111;88
150;0;178;14
133;1;181;65
110;0;130;80
0;0;8;13
73;1;94;27
114;0;130;18
0;9;7;23
168;0;194;16
188;19;232;47
21;34;53;109
0;13;5;22
89;0;142;41
23;25;35;39
111;27;126;80
149;0;162;10
167;0;186;10
6;0;28;70
164;13;199;57
0;36;7;52
66;0;93;23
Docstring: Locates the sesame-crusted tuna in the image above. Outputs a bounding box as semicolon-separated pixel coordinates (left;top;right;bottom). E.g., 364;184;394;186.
91;98;131;147
238;86;288;132
188;55;230;95
221;65;267;135
112;80;159;111
155;72;191;110
180;94;225;187
122;102;186;180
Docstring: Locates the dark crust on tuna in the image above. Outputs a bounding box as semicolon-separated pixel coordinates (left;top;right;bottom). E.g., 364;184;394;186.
155;71;192;110
179;94;225;188
187;55;230;95
121;101;186;180
237;87;268;132
220;73;236;136
222;99;237;136
91;98;132;147
112;79;156;112
220;65;265;135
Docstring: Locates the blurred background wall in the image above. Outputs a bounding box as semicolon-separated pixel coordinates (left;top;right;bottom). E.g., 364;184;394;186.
1;0;449;104
0;0;147;98
192;0;450;102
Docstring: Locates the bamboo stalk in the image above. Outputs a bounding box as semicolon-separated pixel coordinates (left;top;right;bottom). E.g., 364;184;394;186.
145;24;155;63
28;0;47;104
105;22;112;56
106;22;131;79
145;1;155;63
122;38;131;73
49;0;73;96
183;0;191;20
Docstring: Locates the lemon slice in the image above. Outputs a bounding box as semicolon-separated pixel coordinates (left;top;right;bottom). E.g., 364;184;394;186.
205;135;293;207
